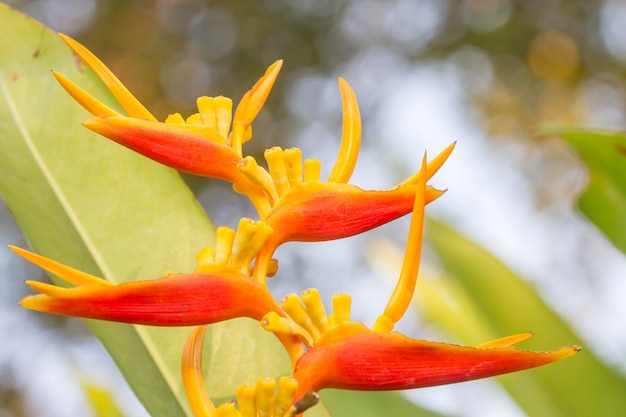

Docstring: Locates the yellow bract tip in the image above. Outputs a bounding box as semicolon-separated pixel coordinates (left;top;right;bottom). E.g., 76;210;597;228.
9;246;111;287
328;77;362;184
58;33;157;121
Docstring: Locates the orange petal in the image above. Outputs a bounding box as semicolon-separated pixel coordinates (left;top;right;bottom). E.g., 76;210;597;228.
292;328;580;399
253;181;444;282
20;270;282;326
83;116;250;184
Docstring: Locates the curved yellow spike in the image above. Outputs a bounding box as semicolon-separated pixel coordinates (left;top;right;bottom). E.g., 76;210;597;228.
230;60;283;153
327;78;362;183
181;326;217;417
374;153;427;331
21;281;68;299
9;246;112;287
232;60;283;129
53;71;119;117
476;333;535;348
58;33;157;121
401;142;456;186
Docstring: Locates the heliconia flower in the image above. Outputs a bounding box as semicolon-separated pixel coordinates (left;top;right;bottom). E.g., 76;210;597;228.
290;323;579;399
11;219;279;326
244;83;455;282
54;34;277;210
182;325;319;417
261;163;580;401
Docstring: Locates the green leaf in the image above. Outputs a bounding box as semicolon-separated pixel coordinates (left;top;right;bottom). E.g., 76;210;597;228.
540;125;626;255
321;390;447;417
0;5;295;416
424;219;626;417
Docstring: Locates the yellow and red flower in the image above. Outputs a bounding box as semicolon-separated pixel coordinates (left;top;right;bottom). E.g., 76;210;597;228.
9;33;582;417
12;219;279;326
55;34;455;284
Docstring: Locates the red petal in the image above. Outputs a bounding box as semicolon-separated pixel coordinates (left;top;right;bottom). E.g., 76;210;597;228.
292;325;579;398
83;116;250;184
253;181;443;280
264;182;442;243
21;272;281;326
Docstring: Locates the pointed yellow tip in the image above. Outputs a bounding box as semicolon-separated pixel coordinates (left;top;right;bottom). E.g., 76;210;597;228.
327;77;361;184
53;71;119;117
9;246;111;287
57;33;156;121
476;332;535;348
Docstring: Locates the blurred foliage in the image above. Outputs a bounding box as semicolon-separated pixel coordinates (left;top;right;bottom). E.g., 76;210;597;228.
423;219;626;417
540;125;626;255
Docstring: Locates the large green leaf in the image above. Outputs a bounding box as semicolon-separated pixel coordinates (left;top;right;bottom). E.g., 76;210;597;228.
540;125;626;255
0;5;294;416
423;219;626;417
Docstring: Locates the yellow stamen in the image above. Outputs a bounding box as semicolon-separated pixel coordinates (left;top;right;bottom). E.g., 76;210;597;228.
238;156;278;206
331;293;352;326
53;71;119;117
327;78;361;184
260;312;314;347
214;226;237;265
58;33;157;121
265;147;290;198
303;159;322;182
9;246;112;287
182;326;217;417
230;218;259;265
231;219;273;276
197;96;233;138
281;295;320;342
256;377;276;417
301;288;329;334
374;153;427;332
476;333;535;348
401;142;456;186
274;377;298;417
235;384;257;417
284;148;303;187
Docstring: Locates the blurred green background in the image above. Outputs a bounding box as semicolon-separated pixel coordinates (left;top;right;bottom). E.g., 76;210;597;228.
2;0;626;416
